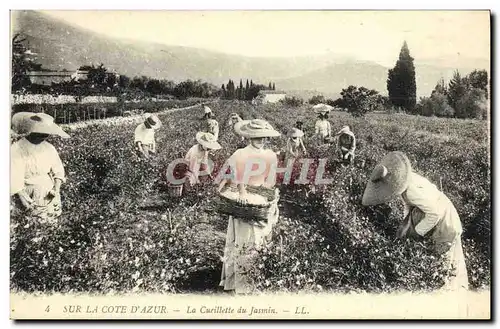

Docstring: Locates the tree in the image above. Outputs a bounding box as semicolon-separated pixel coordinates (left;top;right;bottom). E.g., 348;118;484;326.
250;80;254;87
340;85;380;117
308;95;326;105
246;84;266;100
173;80;196;99
239;79;244;100
432;78;448;96
119;75;131;89
467;69;488;99
280;96;303;107
447;70;468;117
146;79;163;95
11;33;36;92
387;41;417;113
159;79;176;95
87;64;108;89
246;79;249;91
225;79;236;99
418;92;454;117
326;98;346;110
106;73;117;90
456;88;488;119
272;83;276;90
268;82;272;90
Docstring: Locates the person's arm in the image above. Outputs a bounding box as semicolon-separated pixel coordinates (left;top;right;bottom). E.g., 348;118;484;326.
315;121;320;135
286;139;295;156
10;152;34;209
406;187;442;237
218;178;228;192
49;146;66;197
327;122;332;137
134;126;145;154
213;122;219;140
151;135;157;154
237;183;248;204
349;135;356;154
300;138;307;153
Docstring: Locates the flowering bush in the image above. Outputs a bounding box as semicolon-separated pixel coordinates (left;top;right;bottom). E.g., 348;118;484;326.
11;98;205;125
10;101;490;294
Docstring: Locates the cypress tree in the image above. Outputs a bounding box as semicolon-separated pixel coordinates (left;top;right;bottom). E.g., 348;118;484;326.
387;41;417;112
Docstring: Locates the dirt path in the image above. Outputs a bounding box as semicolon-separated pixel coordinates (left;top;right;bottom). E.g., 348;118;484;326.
61;100;219;131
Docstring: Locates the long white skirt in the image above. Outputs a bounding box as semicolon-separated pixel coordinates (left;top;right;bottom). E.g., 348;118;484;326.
219;201;279;294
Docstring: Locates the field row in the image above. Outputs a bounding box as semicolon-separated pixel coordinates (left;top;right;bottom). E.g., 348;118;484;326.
10;101;490;294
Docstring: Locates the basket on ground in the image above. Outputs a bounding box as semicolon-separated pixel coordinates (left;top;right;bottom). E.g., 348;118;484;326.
216;185;279;222
168;183;184;197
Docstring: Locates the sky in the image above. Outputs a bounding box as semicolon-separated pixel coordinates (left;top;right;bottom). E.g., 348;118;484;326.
41;10;490;67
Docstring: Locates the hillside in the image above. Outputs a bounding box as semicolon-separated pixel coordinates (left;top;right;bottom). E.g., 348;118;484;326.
11;10;489;98
276;60;390;96
11;10;341;85
277;60;490;99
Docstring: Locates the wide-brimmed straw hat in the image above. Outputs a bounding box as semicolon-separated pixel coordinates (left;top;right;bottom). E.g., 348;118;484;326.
196;132;221;150
144;114;162;129
234;119;281;138
289;128;304;138
204;106;212;114
336;125;352;135
11;112;70;138
362;151;412;206
312;103;334;114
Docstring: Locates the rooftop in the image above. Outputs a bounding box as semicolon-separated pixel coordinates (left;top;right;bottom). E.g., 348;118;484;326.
27;71;89;76
258;90;287;95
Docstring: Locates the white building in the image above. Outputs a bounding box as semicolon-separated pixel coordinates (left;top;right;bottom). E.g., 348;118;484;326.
254;90;287;104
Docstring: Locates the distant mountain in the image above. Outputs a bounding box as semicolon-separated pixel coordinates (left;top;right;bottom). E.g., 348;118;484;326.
277;60;490;99
11;10;345;85
276;60;389;98
11;10;490;99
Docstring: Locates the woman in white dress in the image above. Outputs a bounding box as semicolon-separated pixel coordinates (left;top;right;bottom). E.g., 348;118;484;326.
218;119;281;294
184;132;221;186
362;151;469;292
10;112;70;224
200;106;220;140
134;114;162;159
335;125;356;164
314;110;332;144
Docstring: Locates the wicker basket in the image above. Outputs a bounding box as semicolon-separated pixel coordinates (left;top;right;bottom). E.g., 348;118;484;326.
168;183;184;197
216;185;279;222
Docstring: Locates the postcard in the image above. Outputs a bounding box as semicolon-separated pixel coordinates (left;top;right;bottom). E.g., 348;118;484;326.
9;9;491;320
